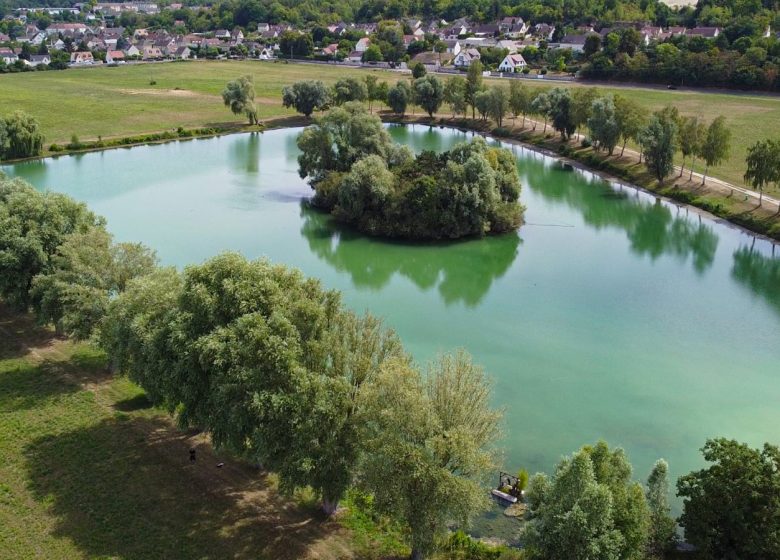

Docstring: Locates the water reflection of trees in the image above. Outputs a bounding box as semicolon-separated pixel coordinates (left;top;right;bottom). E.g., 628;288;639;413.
732;246;780;317
299;205;520;307
522;157;719;274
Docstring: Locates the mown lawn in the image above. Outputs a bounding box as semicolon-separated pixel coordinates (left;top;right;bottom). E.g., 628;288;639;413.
0;60;778;190
0;305;367;560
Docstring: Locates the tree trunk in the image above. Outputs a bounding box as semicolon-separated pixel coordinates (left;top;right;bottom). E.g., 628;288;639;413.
521;114;526;128
679;156;686;177
543;119;547;133
689;156;696;181
410;548;424;560
759;189;763;207
620;139;627;156
701;165;708;185
322;498;339;516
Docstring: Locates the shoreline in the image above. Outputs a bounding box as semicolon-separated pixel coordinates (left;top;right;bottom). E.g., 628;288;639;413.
3;113;779;245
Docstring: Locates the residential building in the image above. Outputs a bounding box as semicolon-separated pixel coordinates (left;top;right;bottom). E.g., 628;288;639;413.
69;51;94;64
453;47;480;68
498;53;527;72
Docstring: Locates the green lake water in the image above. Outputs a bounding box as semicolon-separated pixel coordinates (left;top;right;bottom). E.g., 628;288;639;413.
5;125;780;537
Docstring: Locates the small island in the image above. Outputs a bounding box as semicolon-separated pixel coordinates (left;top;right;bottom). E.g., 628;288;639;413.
296;103;525;240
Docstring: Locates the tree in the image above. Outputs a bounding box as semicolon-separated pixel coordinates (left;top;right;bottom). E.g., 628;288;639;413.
279;30;312;57
524;441;651;560
0;175;104;309
571;87;598;135
744;138;780;207
296;103;397;184
587;95;620;155
465;59;484;119
678;116;706;179
413;75;444;118
411;61;427;78
639;112;678;184
584;34;602;58
699;116;731;185
282;80;330;118
361;44;382;62
508;80;530;127
222;75;258;125
614;95;648;157
547;87;576;140
2;111;44;159
677;439;780;559
364;75;386;112
530;90;552;133
474;90;491;121
646;459;677;558
387;81;411;115
485;85;508;127
359;351;502;560
444;76;467;118
332;77;368;106
30;227;156;338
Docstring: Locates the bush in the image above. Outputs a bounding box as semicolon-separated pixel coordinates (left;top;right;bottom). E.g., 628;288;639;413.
49;143;63;152
580;137;592;148
522;67;531;74
67;134;82;150
540;68;548;75
492;126;512;137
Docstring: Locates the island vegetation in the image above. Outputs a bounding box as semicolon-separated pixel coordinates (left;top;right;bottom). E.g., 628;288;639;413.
296;103;525;240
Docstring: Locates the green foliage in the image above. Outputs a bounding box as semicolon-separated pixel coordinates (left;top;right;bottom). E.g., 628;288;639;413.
546;87;576;140
465;60;484;119
699;116;732;182
0;111;44;159
358;351;502;560
645;459;677;557
387;81;411;115
442;531;523;560
221;75;258;125
516;468;529;493
677;438;780;559
332;77;368;106
298;107;524;240
411;61;427;79
0;175;104;310
30;228;156;340
444;76;467;118
524;441;651;560
484;86;508;127
413;75;444;117
639;111;678;184
587;95;620;155
744;138;780;204
613;95;648;156
282;80;330;117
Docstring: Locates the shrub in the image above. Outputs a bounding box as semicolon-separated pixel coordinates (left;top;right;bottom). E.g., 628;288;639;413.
49;143;63;152
580;137;592;148
492;126;511;137
67;134;82;150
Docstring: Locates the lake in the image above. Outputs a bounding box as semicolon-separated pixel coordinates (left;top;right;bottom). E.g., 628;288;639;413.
5;125;780;529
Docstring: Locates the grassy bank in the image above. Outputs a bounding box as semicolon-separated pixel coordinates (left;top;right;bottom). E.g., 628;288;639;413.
1;60;779;192
0;305;395;560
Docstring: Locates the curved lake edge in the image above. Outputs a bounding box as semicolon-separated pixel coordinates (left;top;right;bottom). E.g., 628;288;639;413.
8;114;778;247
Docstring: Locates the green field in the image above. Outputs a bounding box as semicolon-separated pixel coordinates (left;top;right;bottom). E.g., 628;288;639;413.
1;60;779;190
0;305;375;560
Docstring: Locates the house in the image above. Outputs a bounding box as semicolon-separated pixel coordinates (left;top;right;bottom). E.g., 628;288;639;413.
444;25;468;40
257;46;274;59
497;39;521;53
346;50;362;63
0;32;10;42
133;28;149;40
173;46;190;59
686;26;720;38
355;37;371;52
106;49;124;62
498;53;527;72
125;44;140;57
443;39;461;55
47;22;90;36
257;22;270;32
28;54;51;66
553;34;590;52
142;46;163;59
0;47;18;64
231;28;243;42
69;51;94;65
214;29;231;40
403;35;417;48
52;38;66;50
322;43;338;56
412;27;425;38
411;50;453;71
532;23;555;41
499;16;528;38
453;47;480;68
472;23;500;37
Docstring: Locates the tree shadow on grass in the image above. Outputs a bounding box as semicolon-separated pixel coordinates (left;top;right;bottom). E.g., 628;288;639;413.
0;346;110;414
24;416;343;560
0;303;58;361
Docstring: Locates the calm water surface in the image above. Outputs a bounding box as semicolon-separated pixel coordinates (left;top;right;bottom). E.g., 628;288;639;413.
5;126;780;523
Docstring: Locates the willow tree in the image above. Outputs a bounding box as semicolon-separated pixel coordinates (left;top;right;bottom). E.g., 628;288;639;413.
639;112;678;184
0;175;103;309
744;138;780;207
699;116;731;185
2;111;44;159
222;75;258;125
678;116;705;179
359;351;502;560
